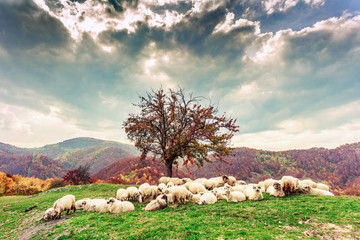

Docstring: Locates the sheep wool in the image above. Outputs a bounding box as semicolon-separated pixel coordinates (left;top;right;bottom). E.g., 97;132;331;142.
159;177;170;185
164;185;193;204
116;188;128;201
52;194;76;219
299;184;334;196
316;183;330;191
42;207;58;220
225;189;246;202
266;183;285;197
107;197;135;213
280;176;299;196
244;186;263;201
199;192;217;205
143;194;168;211
188;182;207;194
126;187;142;202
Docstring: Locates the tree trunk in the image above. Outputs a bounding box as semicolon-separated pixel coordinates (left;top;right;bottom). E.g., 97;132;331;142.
165;159;173;177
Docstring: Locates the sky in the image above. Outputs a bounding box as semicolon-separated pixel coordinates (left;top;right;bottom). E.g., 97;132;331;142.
0;0;360;151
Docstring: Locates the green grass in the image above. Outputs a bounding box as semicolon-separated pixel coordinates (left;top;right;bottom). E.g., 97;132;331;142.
1;183;360;239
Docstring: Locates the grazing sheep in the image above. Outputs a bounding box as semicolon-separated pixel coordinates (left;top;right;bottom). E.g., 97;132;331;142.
191;194;202;203
159;177;170;185
143;194;168;211
298;184;334;196
166;193;174;205
164;186;193;204
199;192;217;205
127;187;142;202
51;194;76;219
116;188;128;201
225;189;246;202
187;182;207;194
244;185;263;201
157;183;167;193
280;176;299;196
42;207;57;220
140;185;162;202
266;183;285;197
107;197;135;213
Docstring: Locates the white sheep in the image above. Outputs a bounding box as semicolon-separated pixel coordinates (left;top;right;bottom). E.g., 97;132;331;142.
266;183;285;197
212;187;228;200
143;194;168;211
225;189;246;202
203;179;221;190
157;183;167;193
164;185;193;204
168;177;185;186
107;197;135;213
84;199;109;212
187;182;207;194
280;176;299;195
51;194;76;219
116;188;128;201
166;181;174;188
244;185;263;201
191;194;201;203
75;198;91;210
159;177;170;185
41;207;57;220
199;192;217;205
126;187;142;202
236;180;247;185
299;179;317;188
224;176;237;186
298;184;334;196
316;183;330;191
260;179;280;191
139;185;161;202
230;185;245;193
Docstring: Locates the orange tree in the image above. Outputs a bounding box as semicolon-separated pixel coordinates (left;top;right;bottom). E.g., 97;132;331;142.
123;88;239;177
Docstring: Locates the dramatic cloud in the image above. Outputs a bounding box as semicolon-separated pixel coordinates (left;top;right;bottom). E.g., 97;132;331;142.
0;0;359;150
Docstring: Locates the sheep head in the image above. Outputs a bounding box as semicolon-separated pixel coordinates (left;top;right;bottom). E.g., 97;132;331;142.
274;183;281;191
107;197;116;204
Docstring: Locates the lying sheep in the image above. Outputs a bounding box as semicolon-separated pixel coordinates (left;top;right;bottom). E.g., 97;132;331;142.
299;179;317;188
316;183;330;191
266;183;285;197
224;176;237;186
127;187;142;202
225;189;246;202
298;184;334;196
280;176;299;196
143;194;168;211
107;197;135;213
51;194;76;219
199;192;217;205
236;180;247;185
212;187;227;200
159;177;170;185
83;199;109;212
191;194;202;203
116;188;128;201
260;179;280;191
75;198;91;210
165;186;193;204
244;185;263;201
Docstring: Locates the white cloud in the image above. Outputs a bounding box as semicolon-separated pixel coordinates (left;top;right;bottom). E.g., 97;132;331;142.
263;0;325;15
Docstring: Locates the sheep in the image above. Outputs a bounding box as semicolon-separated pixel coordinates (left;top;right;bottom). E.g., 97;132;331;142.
280;176;299;195
209;176;226;187
316;183;330;191
75;198;91;210
143;194;168;211
139;185;161;202
166;181;174;188
199;192;217;205
166;193;174;205
126;187;142;202
298;184;334;196
244;185;263;201
212;187;227;200
107;197;135;213
157;183;167;193
299;179;317;188
116;188;128;201
236;180;247;185
159;177;170;185
187;182;207;194
194;178;207;185
41;207;57;220
260;179;280;191
191;194;202;203
266;183;285;197
224;176;237;186
182;178;193;183
164;185;193;204
203;179;221;190
51;194;76;219
225;189;246;202
168;177;185;186
83;199;109;212
230;185;245;193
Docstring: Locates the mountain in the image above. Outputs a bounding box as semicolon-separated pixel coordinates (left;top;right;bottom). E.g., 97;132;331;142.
0;137;140;178
186;142;360;194
0;150;68;180
30;137;139;159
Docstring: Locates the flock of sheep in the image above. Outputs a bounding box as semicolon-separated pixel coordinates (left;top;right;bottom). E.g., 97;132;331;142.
41;175;334;220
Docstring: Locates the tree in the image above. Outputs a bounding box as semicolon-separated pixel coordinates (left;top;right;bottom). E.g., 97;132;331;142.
123;87;239;177
63;164;92;185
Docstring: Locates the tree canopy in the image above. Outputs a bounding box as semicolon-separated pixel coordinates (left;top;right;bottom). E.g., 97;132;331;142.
123;88;239;177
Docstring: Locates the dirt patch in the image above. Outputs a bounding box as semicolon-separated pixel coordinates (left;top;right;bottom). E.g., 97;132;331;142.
303;223;358;240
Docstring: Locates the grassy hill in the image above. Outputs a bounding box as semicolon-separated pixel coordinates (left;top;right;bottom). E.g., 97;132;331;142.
1;183;359;239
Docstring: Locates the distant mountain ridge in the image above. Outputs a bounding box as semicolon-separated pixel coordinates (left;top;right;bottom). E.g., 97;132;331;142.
0;137;140;179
